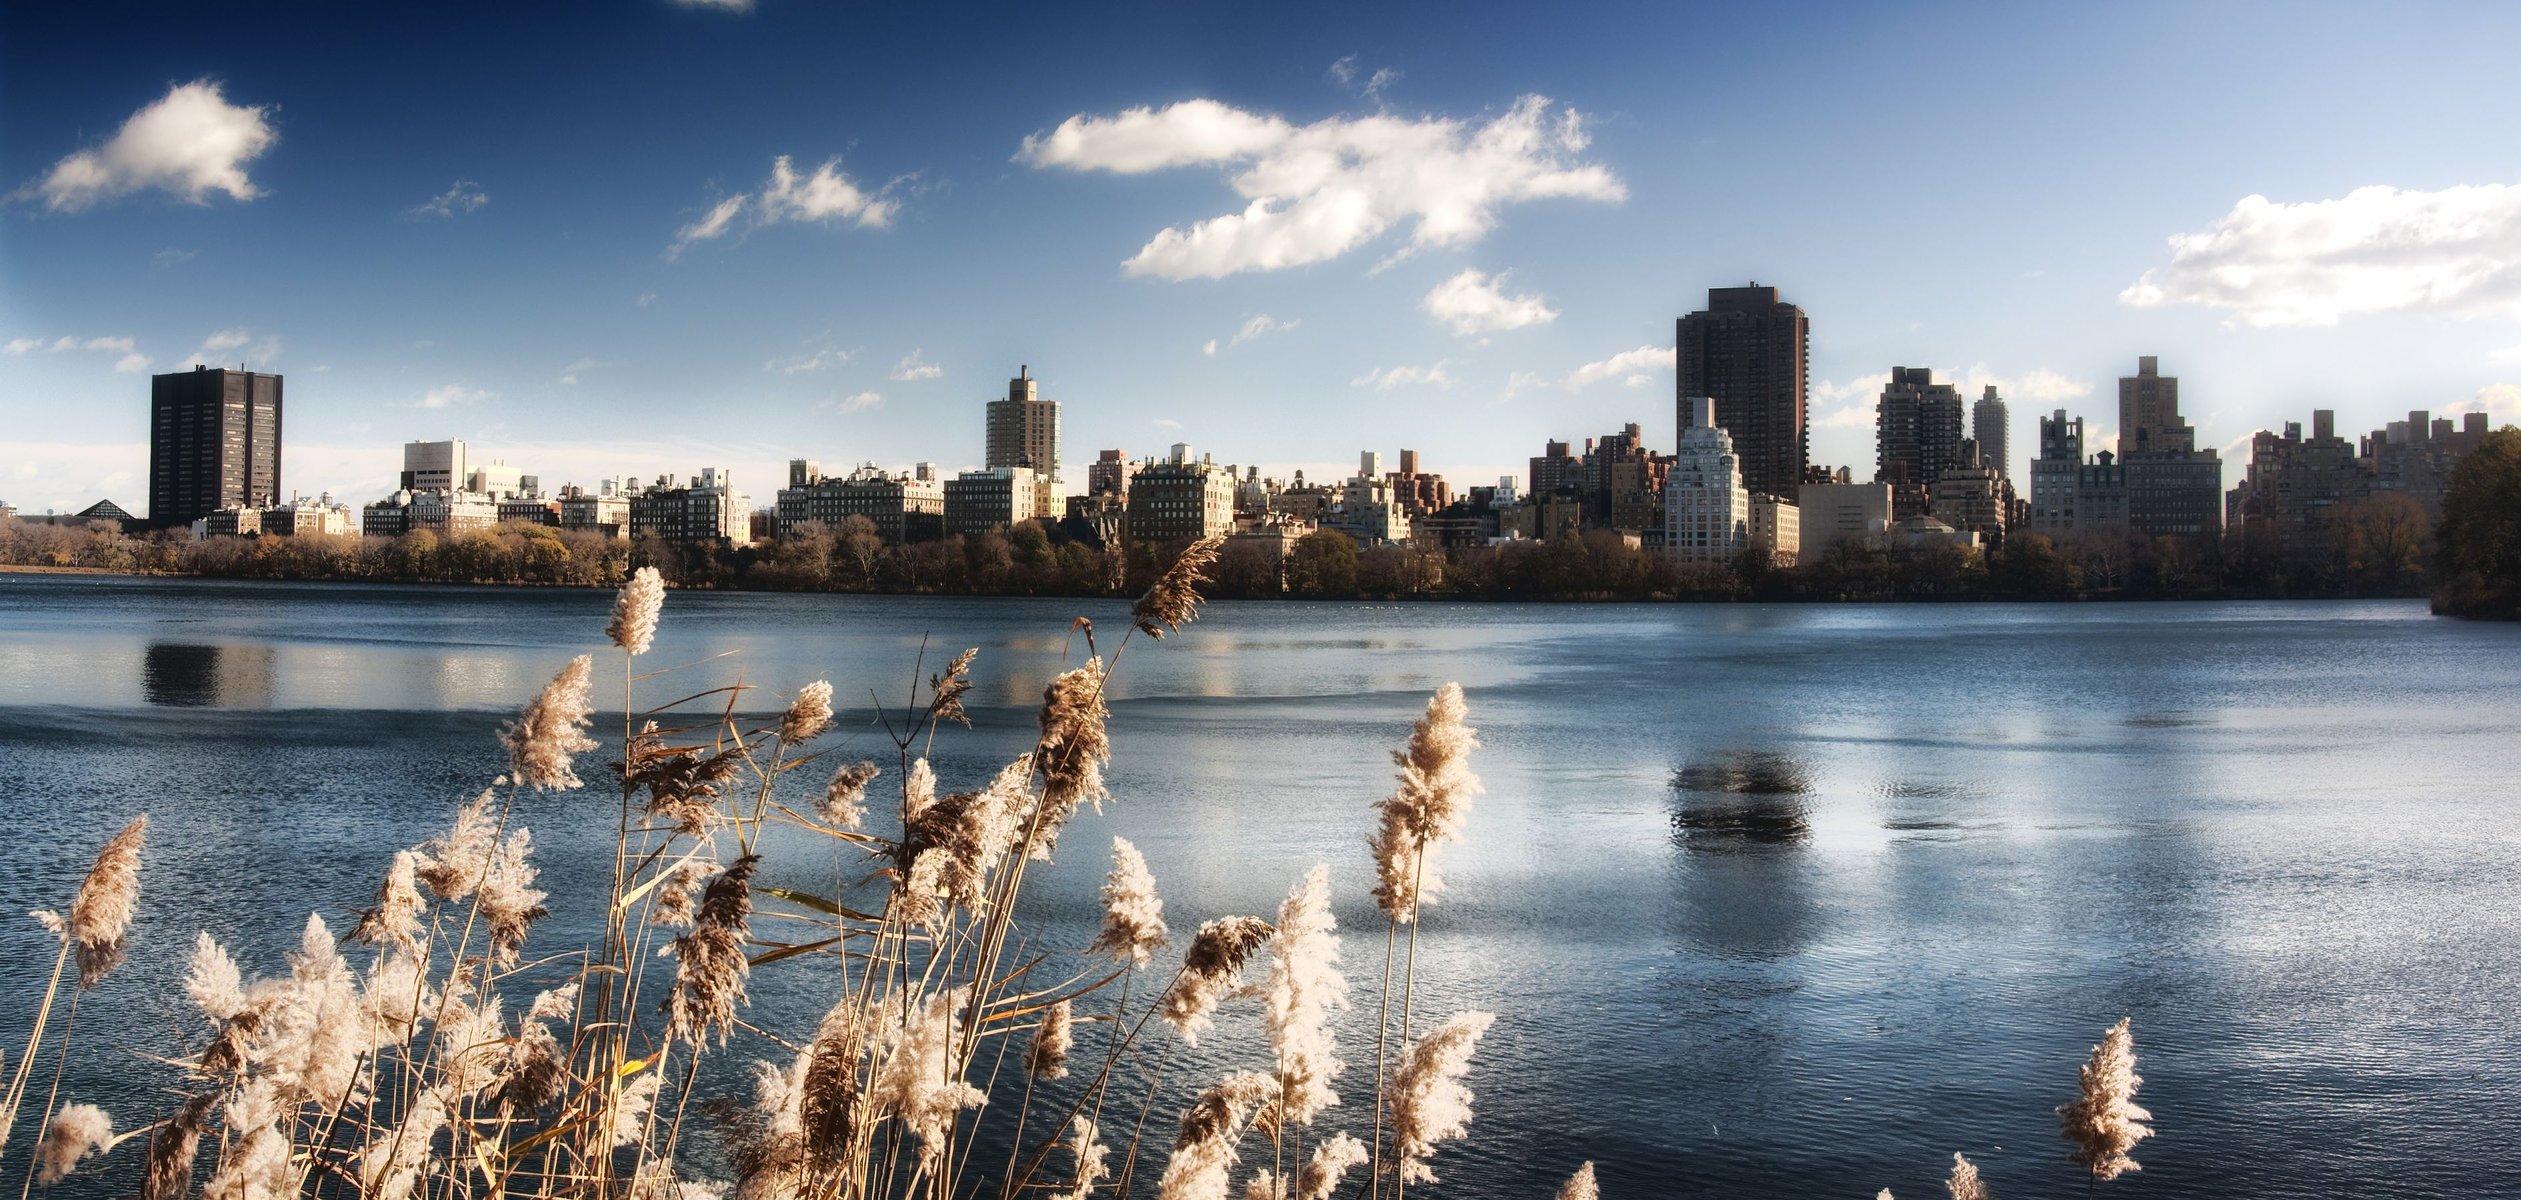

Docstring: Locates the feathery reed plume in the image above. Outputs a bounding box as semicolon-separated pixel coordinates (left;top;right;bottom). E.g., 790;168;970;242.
1055;1116;1111;1200
898;755;1036;914
1032;656;1111;856
1027;999;1074;1081
353;1091;448;1200
1088;837;1169;968
869;988;987;1172
1155;1071;1280;1200
138;1093;214;1200
1555;1161;1599;1200
501;654;599;790
627;727;746;837
1158;915;1274;1045
351;849;429;952
601;1070;664;1150
485;983;579;1116
1294;1132;1368;1200
608;566;665;655
35;1101;112;1186
798;1001;867;1162
819;761;880;829
1387;1010;1495;1185
415;789;500;900
201;1077;287;1200
1945;1152;1991;1200
69;813;146;987
1132;533;1226;639
1262;866;1347;1127
1368;684;1480;922
653;857;716;929
668;854;758;1047
266;913;365;1107
726;1053;808;1200
478;826;550;965
902;757;939;823
928;647;978;729
2057;1017;2153;1183
780;679;834;744
184;930;246;1023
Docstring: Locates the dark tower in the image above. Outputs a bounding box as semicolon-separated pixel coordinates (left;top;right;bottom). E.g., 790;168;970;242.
149;365;283;528
1676;284;1808;499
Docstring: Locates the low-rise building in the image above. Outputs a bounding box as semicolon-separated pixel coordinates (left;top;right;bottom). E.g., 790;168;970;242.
559;486;633;539
1748;495;1800;567
1794;478;1892;562
775;464;945;544
363;489;500;538
630;468;749;545
943;467;1039;536
1126;450;1235;542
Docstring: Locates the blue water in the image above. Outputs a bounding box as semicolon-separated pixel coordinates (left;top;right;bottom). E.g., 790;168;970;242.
3;573;2519;1198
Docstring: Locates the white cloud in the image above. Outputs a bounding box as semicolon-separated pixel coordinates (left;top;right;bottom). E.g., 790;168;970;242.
1205;313;1296;355
890;350;942;381
768;347;854;375
114;353;152;373
184;327;279;367
409;180;488;219
1153;417;1184;430
418;384;491;409
2448;383;2521;423
27;80;276;212
1807;365;2093;433
669;155;897;256
672;0;754;9
2122;183;2521;327
2;338;36;354
1328;56;1357;86
1422;268;1558;335
559;357;611;385
17;335;138;354
1019;94;1623;279
818;390;882;413
153;248;195;267
1352;363;1453;390
636;292;658;307
1811;373;1892;430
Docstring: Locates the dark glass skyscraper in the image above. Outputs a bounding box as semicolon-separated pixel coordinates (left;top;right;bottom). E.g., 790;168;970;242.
149;366;282;528
1676;284;1807;499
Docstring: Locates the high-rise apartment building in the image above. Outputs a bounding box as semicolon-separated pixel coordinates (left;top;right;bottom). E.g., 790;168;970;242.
2029;410;2085;536
944;467;1039;536
150;365;283;528
1972;386;2010;481
1126;447;1234;543
1664;397;1751;561
1874;366;1965;519
2113;357;2222;537
986;365;1061;515
1676;284;1807;499
2118;355;2192;455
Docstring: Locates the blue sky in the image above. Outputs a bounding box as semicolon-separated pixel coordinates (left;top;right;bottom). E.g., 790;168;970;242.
8;0;2521;516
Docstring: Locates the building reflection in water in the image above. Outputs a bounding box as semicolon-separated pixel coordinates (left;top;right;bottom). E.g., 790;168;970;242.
143;642;277;708
1669;750;1813;847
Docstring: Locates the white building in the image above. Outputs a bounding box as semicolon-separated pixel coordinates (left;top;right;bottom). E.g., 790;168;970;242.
401;440;468;492
1665;397;1750;561
1749;495;1800;567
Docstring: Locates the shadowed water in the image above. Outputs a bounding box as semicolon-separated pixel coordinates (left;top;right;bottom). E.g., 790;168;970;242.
2;574;2518;1198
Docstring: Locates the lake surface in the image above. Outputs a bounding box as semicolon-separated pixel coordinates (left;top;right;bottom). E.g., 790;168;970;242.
3;573;2519;1198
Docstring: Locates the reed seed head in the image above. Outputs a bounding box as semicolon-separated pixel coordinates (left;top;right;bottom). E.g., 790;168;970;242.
1055;1116;1111;1200
1088;837;1171;968
1132;534;1226;639
608;566;665;655
501;654;599;791
1294;1132;1367;1200
667;854;757;1047
1032;656;1111;857
927;647;978;729
1158;915;1274;1045
799;999;868;1164
2057;1016;2153;1182
69;813;146;987
819;761;880;829
1027;999;1074;1081
1369;683;1481;923
1946;1152;1991;1200
780;679;834;744
869;987;987;1173
1261;865;1347;1127
35;1102;112;1187
1156;1071;1280;1200
351;849;429;953
1556;1161;1599;1200
1388;1009;1496;1185
137;1093;214;1200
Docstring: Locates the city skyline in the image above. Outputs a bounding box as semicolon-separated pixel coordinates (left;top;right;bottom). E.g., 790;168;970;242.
11;2;2521;514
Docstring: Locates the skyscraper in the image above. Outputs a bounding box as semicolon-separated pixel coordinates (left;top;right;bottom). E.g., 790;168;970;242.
1874;366;1964;519
149;365;282;529
1664;397;1750;561
1676;284;1807;499
2118;355;2193;455
986;365;1061;515
2114;356;2222;537
1972;385;2010;481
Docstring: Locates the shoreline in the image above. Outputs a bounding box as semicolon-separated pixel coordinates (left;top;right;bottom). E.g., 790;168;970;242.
0;561;2434;605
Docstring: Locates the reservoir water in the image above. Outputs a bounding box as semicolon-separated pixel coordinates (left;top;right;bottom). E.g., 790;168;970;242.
2;573;2518;1198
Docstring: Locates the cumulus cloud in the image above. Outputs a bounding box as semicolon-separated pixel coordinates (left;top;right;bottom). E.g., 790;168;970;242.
6;335;147;371
2122;183;2521;326
1809;364;2093;431
115;353;152;373
27;80;276;212
2448;382;2521;423
1204;313;1296;355
890;350;942;381
669;155;897;256
1508;344;1670;398
1352;363;1453;390
184;327;280;368
1811;372;1893;430
818;390;882;413
409;180;488;219
768;347;854;375
1018;94;1623;279
559;357;611;385
1423;268;1557;335
418;384;491;409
